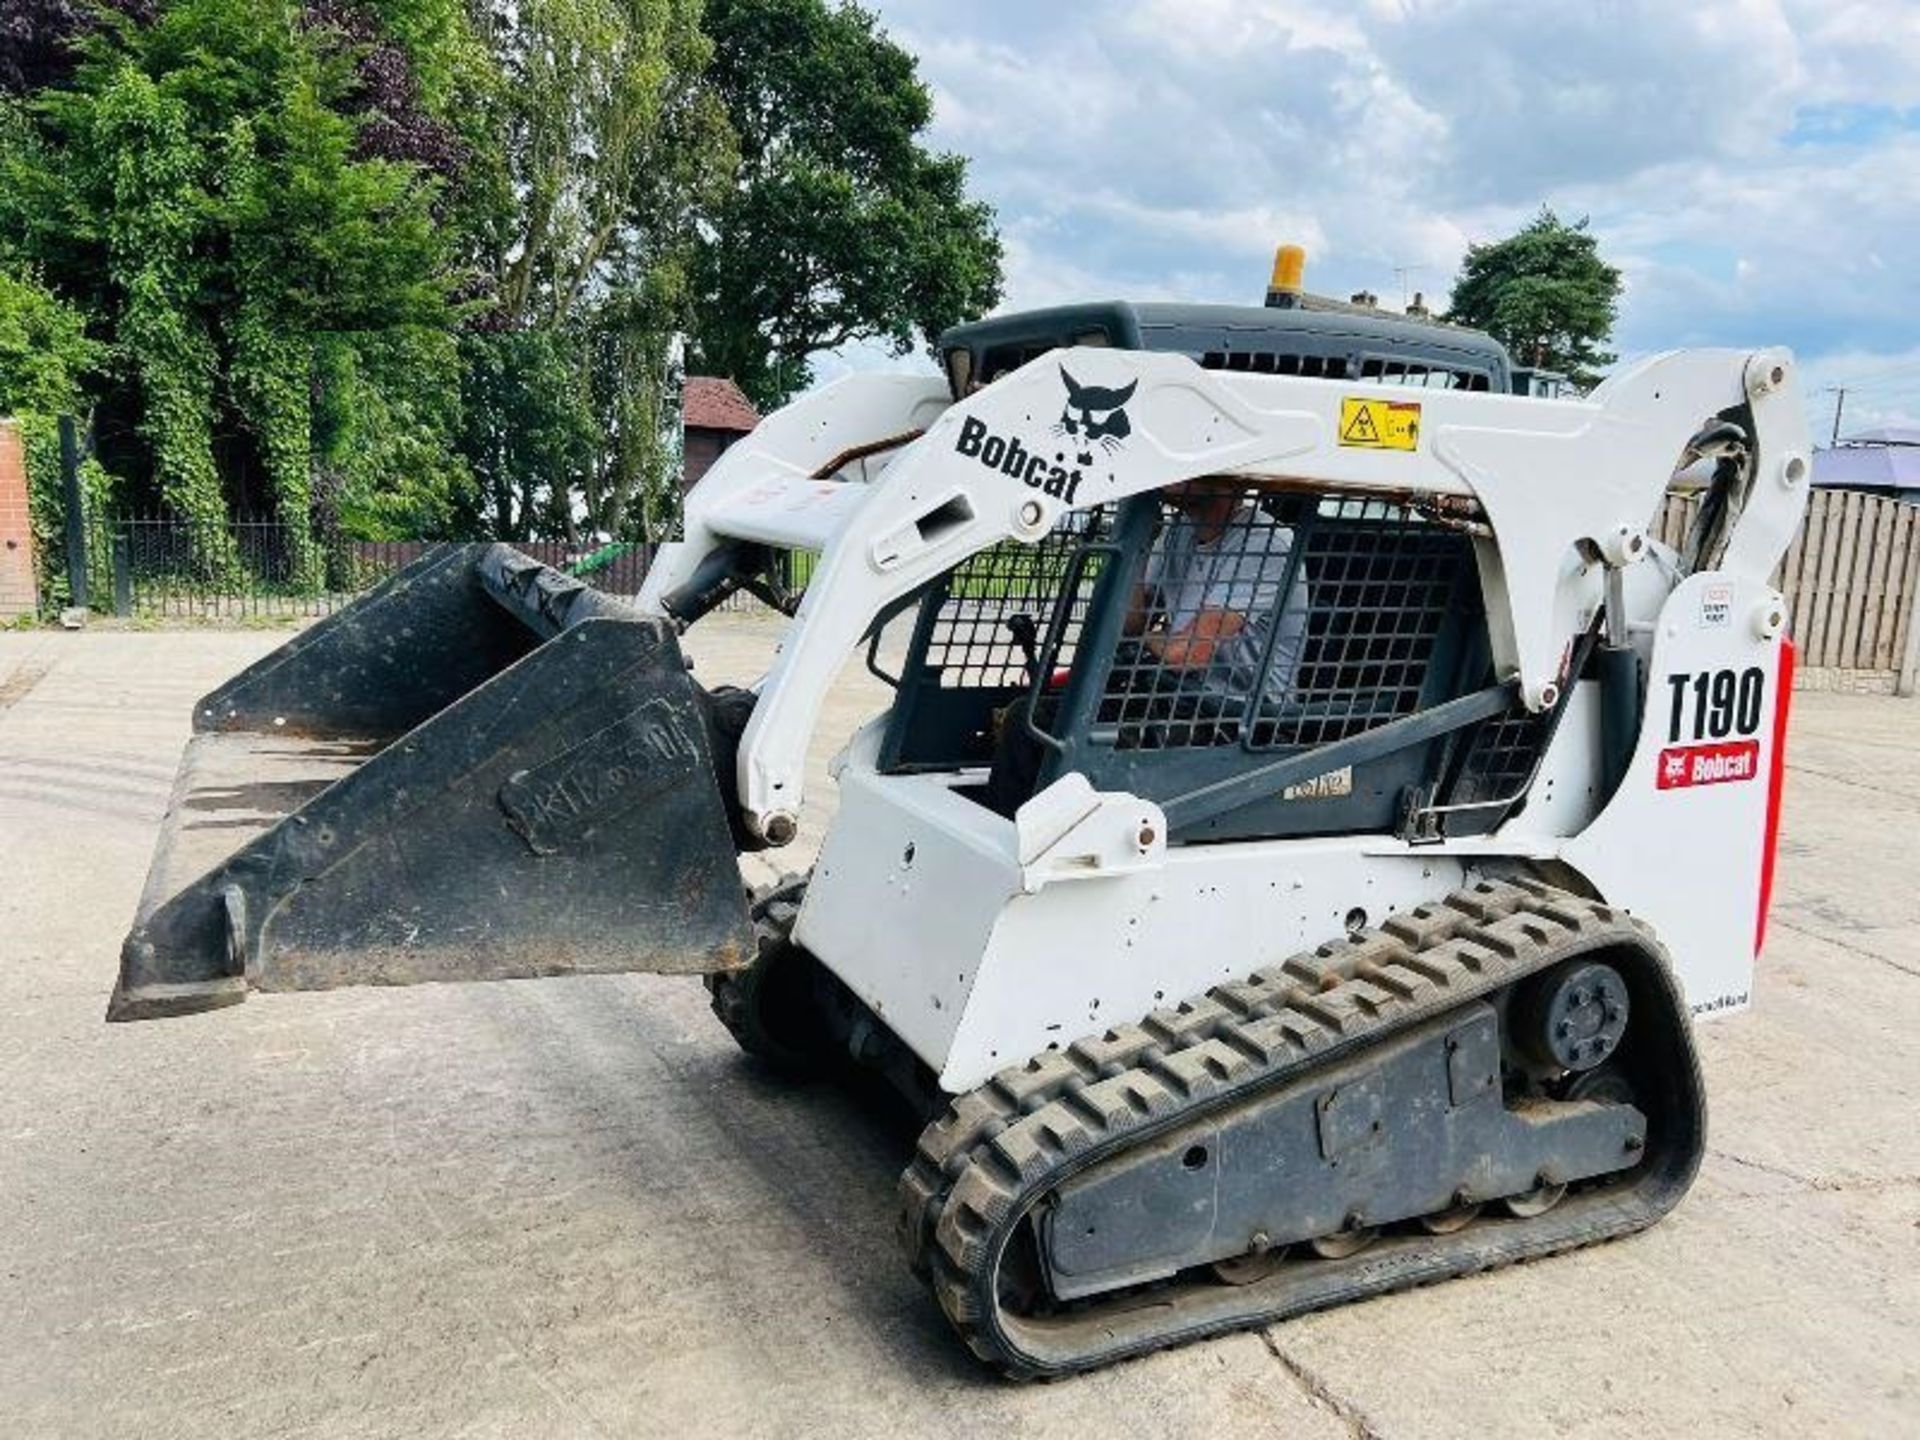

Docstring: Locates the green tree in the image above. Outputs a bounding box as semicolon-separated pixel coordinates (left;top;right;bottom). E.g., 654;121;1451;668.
689;0;1002;408
0;266;100;417
1;0;1004;564
0;264;109;598
1445;208;1622;388
0;0;473;577
457;0;733;541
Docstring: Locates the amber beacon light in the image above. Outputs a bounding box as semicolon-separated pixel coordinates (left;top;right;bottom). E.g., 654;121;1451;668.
1265;243;1307;308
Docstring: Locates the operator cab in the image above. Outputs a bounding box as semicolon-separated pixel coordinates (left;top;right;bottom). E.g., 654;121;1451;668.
898;266;1553;847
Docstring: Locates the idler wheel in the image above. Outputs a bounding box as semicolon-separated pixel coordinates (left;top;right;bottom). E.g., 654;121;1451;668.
1514;959;1630;1074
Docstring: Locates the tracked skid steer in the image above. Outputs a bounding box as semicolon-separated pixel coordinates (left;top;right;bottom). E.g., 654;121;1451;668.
113;260;1811;1377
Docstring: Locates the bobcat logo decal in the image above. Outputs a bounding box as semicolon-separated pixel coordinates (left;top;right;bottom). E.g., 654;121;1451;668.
950;362;1143;505
1054;367;1137;463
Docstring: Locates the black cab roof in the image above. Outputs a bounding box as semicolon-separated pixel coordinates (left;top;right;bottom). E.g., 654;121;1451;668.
937;299;1513;397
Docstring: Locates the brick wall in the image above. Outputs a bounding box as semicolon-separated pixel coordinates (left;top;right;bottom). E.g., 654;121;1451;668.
682;426;741;492
1792;665;1901;696
0;421;36;618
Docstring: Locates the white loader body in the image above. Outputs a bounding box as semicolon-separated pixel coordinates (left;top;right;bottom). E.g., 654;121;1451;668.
641;346;1810;1091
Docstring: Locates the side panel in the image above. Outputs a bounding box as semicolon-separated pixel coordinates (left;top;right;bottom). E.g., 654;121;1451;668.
1495;681;1605;839
795;757;1024;1072
1562;571;1787;1016
807;579;1775;1089
939;843;1470;1091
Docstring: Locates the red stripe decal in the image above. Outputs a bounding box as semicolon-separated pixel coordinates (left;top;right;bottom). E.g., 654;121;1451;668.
1755;638;1795;956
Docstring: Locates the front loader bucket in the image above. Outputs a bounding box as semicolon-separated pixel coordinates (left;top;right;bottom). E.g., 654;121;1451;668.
110;544;754;1022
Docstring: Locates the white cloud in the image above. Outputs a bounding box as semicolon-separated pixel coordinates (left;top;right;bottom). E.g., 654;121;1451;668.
863;0;1920;428
1787;0;1920;106
1797;346;1920;437
1367;0;1805;202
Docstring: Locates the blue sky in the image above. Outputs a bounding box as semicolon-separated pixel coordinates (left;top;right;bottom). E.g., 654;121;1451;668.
823;0;1920;437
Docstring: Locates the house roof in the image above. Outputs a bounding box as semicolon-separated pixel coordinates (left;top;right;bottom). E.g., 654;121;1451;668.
1816;435;1920;490
683;376;760;433
1841;424;1920;447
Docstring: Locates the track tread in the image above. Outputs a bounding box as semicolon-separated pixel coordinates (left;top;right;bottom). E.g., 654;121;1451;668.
895;878;1702;1377
704;873;834;1074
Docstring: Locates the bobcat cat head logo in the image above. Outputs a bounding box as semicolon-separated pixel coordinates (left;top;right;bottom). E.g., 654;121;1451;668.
1054;367;1137;463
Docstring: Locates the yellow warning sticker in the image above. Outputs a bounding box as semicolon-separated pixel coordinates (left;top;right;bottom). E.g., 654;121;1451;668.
1339;397;1421;452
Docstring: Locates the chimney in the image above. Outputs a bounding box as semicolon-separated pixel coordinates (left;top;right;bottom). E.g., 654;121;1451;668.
1406;291;1431;320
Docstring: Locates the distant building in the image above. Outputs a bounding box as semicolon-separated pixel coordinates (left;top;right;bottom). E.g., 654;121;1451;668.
682;376;760;492
1510;365;1573;399
1814;426;1920;505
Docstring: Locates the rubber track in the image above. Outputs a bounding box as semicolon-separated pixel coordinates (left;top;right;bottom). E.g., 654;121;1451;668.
706;873;809;1065
895;876;1700;1376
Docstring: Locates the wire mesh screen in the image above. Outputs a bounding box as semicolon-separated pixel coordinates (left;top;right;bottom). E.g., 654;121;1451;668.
921;510;1113;689
1279;501;1473;746
1446;706;1556;809
1098;491;1475;752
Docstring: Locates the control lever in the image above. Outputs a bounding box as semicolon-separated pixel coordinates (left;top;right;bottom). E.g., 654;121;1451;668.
1005;613;1042;684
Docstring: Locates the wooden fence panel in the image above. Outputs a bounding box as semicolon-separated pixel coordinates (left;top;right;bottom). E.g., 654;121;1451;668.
1879;503;1917;671
1810;490;1849;665
1858;494;1896;668
1651;487;1920;687
1653;497;1690;551
1792;490;1826;651
1836;492;1871;665
1895;513;1920;694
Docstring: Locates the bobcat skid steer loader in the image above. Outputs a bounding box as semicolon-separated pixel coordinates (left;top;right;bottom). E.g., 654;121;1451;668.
111;270;1810;1377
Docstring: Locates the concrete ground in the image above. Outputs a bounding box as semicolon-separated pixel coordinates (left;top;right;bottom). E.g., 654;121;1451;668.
1;615;1915;1440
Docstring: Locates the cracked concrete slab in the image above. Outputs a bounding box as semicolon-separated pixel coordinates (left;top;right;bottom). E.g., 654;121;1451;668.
1;628;1914;1438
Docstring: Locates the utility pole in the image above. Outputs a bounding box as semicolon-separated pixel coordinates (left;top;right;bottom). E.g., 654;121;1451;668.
1828;387;1846;446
